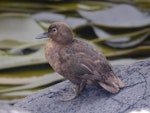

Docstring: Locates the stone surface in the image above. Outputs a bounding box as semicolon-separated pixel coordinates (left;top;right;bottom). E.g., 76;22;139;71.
15;59;150;113
0;104;32;113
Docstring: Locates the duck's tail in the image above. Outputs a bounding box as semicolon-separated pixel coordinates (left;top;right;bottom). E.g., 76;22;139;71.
98;75;124;93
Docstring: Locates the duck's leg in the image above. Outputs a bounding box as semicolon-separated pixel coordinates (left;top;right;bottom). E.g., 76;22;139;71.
61;81;86;101
75;81;86;97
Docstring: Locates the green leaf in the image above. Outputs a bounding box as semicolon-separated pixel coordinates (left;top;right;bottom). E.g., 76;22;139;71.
93;27;150;48
0;40;24;50
0;73;64;93
92;27;150;43
78;4;150;28
105;46;150;59
0;13;44;43
32;12;87;29
0;48;46;70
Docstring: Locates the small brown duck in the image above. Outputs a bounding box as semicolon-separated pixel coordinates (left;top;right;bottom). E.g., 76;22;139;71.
36;22;124;100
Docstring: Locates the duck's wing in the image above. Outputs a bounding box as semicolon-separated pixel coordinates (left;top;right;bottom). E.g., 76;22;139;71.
69;40;124;93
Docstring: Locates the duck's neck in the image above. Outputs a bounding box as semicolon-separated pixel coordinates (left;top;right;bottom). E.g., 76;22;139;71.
51;37;74;45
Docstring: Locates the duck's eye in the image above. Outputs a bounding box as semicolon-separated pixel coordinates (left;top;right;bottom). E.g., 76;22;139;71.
51;27;57;32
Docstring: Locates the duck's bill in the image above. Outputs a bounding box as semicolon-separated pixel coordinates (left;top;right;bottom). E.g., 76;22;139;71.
35;31;49;39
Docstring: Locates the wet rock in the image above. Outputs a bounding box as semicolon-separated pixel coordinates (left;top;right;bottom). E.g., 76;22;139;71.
15;58;150;113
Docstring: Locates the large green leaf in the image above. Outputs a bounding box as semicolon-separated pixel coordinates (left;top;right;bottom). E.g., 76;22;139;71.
0;13;44;43
93;27;150;48
0;40;25;50
32;12;87;29
0;1;114;13
78;4;150;28
105;46;150;59
92;27;150;43
0;48;46;70
0;73;63;94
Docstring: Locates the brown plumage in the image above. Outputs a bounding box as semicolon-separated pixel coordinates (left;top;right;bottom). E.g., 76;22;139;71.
36;22;124;100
